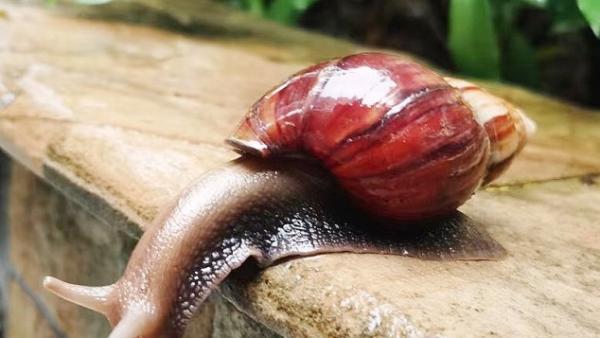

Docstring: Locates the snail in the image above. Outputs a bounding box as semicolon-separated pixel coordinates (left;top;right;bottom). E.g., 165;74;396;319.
43;53;535;338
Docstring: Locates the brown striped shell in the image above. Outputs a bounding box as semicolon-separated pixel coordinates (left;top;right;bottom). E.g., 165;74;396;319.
228;53;535;223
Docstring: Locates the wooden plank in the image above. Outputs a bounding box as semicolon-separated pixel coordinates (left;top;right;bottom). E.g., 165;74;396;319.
0;4;599;337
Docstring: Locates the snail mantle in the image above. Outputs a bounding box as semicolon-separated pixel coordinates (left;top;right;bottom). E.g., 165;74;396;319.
1;4;600;338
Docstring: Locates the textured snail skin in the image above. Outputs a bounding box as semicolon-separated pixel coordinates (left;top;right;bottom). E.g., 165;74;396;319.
43;53;532;338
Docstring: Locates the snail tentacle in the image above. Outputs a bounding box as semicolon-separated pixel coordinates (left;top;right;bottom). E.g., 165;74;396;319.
43;277;113;315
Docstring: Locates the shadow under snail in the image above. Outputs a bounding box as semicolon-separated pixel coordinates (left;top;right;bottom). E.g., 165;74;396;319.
43;53;535;338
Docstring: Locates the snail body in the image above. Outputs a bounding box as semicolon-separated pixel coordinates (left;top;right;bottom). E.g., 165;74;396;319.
44;53;534;338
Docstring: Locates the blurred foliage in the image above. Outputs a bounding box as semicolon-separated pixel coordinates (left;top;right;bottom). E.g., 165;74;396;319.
224;0;598;92
578;0;600;36
449;0;598;86
225;0;318;25
449;0;500;79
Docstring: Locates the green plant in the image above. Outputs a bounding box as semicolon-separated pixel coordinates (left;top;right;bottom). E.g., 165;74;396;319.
226;0;318;25
579;0;600;36
448;0;600;86
449;0;500;79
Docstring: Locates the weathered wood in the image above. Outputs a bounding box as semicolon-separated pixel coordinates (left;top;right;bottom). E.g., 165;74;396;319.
72;0;360;64
0;4;599;338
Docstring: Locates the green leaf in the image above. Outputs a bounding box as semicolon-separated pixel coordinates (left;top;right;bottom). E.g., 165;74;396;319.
488;0;519;39
578;0;600;37
449;0;501;79
502;30;540;88
268;0;318;25
548;0;587;33
242;0;265;17
518;0;548;8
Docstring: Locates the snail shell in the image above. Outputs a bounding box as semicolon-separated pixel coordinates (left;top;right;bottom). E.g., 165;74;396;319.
228;53;535;223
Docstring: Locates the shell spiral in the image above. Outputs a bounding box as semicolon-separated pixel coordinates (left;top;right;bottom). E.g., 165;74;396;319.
228;53;534;223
